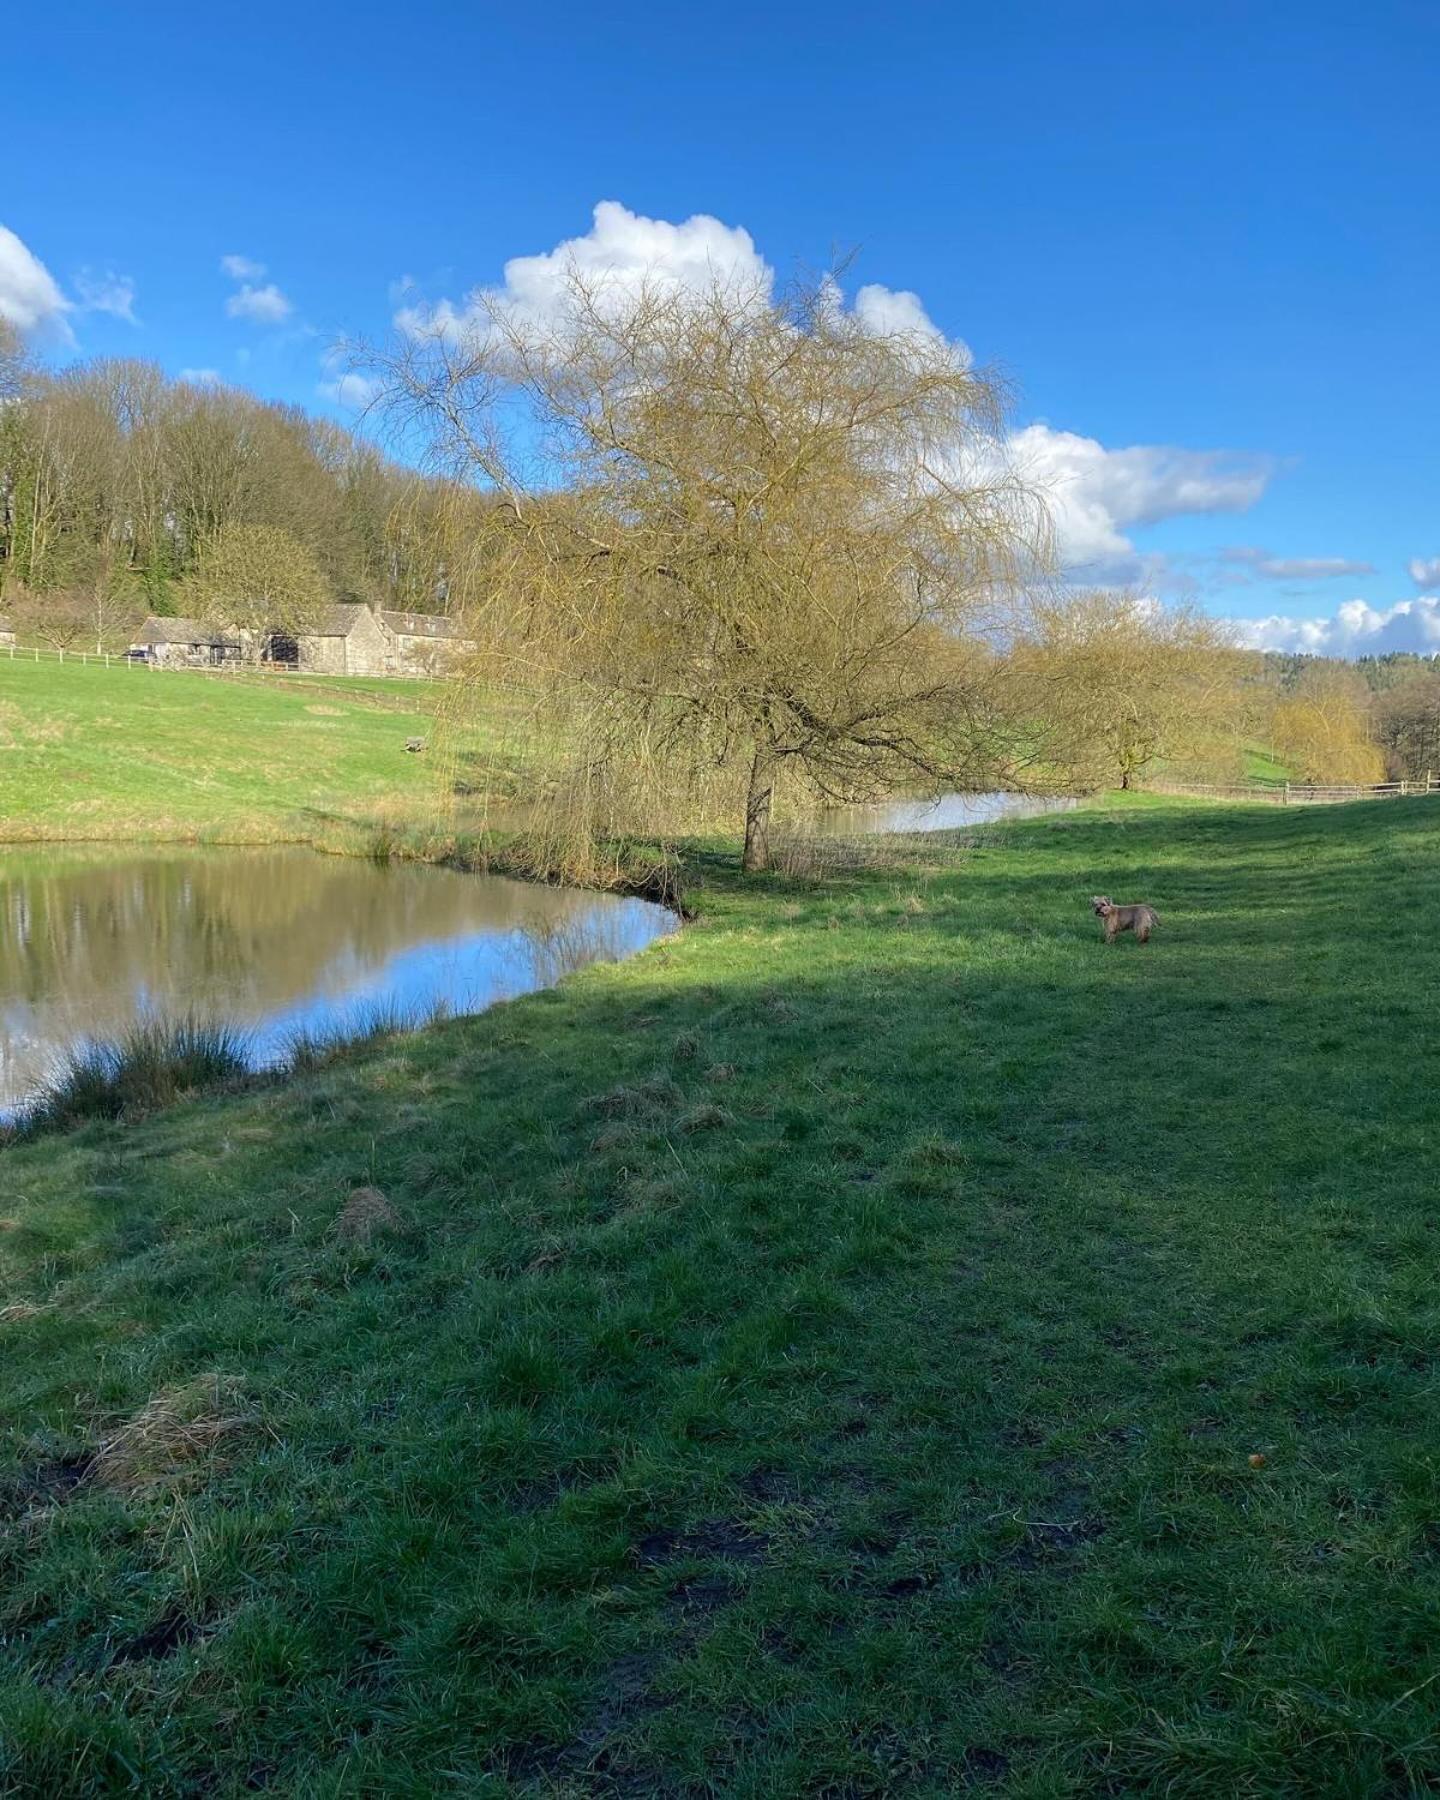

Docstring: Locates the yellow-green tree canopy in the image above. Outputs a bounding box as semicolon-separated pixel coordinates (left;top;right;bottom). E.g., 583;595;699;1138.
182;522;331;636
1013;589;1248;790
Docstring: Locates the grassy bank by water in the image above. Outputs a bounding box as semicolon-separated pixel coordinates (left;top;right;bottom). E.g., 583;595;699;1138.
3;796;1440;1794
0;659;505;846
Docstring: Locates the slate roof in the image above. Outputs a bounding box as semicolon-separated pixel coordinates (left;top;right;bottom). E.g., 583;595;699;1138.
309;603;373;638
379;609;468;641
132;615;237;647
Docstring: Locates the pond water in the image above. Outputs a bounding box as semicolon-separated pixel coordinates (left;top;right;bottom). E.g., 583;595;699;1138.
815;790;1076;835
0;847;677;1115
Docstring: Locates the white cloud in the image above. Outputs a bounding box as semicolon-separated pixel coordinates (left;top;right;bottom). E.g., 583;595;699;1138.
1234;596;1440;657
1408;556;1440;589
0;223;71;338
226;282;293;324
179;367;223;386
396;200;958;361
221;253;266;281
74;267;138;324
1008;425;1274;576
852;282;948;344
398;200;774;342
1222;546;1373;581
318;370;383;411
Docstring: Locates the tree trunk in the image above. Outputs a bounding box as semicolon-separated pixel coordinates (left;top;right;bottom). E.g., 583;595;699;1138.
742;744;777;873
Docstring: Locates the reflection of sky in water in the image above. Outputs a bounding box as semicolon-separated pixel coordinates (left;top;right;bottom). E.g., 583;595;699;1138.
816;790;1077;835
0;848;676;1113
245;907;666;1066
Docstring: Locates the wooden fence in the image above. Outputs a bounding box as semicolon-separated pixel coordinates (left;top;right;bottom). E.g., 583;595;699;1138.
0;642;447;682
1150;777;1439;805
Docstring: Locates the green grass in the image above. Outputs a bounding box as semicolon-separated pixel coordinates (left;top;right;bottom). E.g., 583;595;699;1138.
1241;744;1292;786
4;797;1440;1793
0;659;508;845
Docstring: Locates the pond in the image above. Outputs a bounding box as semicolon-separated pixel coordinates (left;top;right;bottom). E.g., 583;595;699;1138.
0;847;677;1116
815;790;1077;835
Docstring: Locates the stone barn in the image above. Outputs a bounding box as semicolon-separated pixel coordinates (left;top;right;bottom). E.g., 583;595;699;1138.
292;603;393;676
130;617;244;666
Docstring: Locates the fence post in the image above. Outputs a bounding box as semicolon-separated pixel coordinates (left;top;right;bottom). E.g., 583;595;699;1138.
1282;781;1290;805
1401;779;1408;796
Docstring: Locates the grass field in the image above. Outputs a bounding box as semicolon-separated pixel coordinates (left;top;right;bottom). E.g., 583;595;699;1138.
0;659;506;845
3;796;1440;1794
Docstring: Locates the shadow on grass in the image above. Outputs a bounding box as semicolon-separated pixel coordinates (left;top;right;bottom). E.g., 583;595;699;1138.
1;799;1438;1792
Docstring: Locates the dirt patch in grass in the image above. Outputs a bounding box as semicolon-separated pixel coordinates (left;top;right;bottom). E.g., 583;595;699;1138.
1;1452;95;1519
634;1518;772;1567
108;1609;204;1666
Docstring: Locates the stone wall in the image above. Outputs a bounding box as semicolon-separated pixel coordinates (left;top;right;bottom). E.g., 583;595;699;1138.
296;607;391;676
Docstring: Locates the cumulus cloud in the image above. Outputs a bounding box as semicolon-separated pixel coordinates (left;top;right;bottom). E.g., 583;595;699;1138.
397;200;773;342
317;370;383;411
396;199;959;363
221;253;267;281
1408;556;1440;589
179;367;223;386
852;282;954;347
1008;425;1274;576
226;282;292;324
0;223;71;337
74;268;138;324
1222;545;1374;581
1233;596;1440;657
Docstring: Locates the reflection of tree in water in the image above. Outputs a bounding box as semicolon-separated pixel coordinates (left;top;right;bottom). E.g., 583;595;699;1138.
0;849;668;1106
516;908;633;988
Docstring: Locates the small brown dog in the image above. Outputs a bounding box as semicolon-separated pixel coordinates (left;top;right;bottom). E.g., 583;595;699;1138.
1091;896;1159;944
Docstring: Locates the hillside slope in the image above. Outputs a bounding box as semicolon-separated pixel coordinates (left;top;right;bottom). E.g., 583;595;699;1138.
0;660;494;843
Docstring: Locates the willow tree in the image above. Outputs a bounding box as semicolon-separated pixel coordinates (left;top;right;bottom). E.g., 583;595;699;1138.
369;271;1047;871
1013;590;1248;790
1270;662;1385;784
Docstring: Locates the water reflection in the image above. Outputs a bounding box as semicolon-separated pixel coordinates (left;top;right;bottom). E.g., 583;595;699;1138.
0;847;676;1112
815;791;1076;835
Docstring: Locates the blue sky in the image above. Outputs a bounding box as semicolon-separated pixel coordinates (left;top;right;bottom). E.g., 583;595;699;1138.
6;0;1438;653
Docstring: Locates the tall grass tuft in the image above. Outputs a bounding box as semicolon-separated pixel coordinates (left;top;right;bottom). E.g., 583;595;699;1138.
20;1018;253;1133
279;997;448;1075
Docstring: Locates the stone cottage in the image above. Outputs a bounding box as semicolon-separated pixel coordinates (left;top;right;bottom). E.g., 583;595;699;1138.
129;617;245;666
0;615;15;649
377;609;472;676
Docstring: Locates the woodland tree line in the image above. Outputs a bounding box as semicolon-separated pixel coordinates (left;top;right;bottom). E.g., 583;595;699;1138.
3;286;1434;872
0;319;481;650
